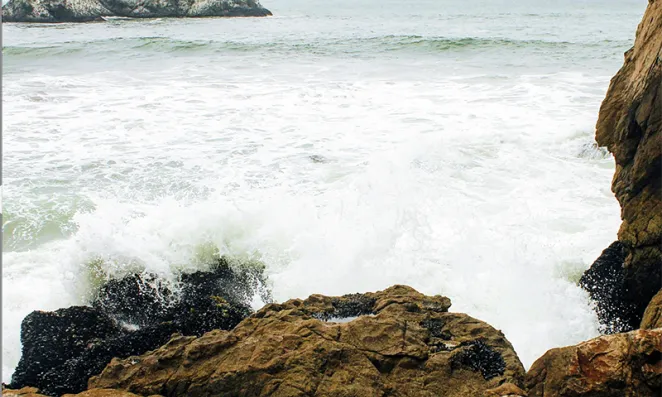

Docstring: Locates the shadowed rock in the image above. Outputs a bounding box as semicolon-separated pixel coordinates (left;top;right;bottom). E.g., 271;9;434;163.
9;258;266;396
579;241;638;333
91;257;268;335
9;307;124;394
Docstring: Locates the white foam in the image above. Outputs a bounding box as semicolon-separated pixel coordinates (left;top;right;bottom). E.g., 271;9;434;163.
3;34;624;382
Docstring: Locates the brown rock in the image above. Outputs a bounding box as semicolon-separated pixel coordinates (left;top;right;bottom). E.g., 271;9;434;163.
592;0;662;327
525;328;662;397
485;383;527;397
642;289;662;329
484;383;527;396
2;387;45;397
62;389;156;397
1;388;152;397
89;285;525;397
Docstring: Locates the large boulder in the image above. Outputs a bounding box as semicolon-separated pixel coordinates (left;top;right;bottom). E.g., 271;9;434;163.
9;258;264;396
1;0;270;22
525;328;662;397
89;285;526;397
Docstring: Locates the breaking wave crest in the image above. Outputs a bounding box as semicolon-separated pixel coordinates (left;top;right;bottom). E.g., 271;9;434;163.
2;35;629;59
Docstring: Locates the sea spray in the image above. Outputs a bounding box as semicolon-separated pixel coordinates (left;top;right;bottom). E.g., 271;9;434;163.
3;0;644;382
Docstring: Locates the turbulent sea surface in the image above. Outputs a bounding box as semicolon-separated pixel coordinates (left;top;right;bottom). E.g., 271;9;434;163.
2;0;645;381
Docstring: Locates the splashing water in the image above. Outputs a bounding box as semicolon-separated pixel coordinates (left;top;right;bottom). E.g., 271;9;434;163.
2;0;645;382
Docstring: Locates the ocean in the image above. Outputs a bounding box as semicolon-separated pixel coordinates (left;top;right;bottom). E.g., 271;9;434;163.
1;0;645;382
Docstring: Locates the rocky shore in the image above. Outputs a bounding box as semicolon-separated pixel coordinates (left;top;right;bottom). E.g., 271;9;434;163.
1;0;271;23
579;0;662;334
3;1;661;396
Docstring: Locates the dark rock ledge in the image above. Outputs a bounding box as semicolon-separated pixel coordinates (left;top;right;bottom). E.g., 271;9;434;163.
7;257;269;396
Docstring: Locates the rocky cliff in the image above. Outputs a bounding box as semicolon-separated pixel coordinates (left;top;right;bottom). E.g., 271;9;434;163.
581;0;662;332
1;0;271;22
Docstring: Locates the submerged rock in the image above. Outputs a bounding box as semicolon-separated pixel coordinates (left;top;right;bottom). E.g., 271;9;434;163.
1;0;271;22
89;285;525;397
584;0;662;331
9;258;265;396
525;328;662;397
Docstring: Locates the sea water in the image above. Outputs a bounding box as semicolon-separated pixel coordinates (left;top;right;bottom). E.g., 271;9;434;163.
2;0;645;381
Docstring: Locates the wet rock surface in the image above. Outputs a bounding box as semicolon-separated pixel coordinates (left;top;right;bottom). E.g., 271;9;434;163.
8;307;123;394
89;285;525;397
579;241;636;333
9;258;265;396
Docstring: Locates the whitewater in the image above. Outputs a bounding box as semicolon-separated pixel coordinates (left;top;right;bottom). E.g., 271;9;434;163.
2;0;646;382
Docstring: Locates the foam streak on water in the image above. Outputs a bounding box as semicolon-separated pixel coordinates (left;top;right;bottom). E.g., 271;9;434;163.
2;0;645;382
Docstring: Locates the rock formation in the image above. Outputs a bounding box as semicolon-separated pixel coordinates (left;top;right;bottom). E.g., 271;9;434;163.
642;289;662;329
88;285;525;397
2;387;154;397
9;258;266;397
581;0;662;332
525;328;662;397
1;0;111;22
1;0;271;22
97;0;271;18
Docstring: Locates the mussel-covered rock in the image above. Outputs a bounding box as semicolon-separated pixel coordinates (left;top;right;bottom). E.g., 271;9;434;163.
9;258;268;396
